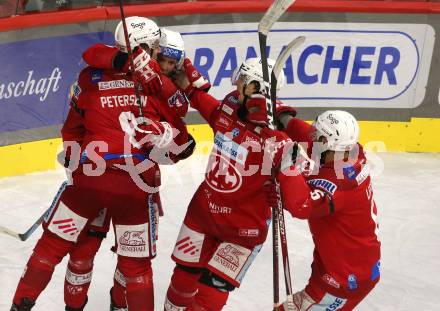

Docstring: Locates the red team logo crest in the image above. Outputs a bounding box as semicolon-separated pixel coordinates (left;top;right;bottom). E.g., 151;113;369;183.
205;154;242;193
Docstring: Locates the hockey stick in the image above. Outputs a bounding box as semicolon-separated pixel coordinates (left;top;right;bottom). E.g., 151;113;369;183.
0;181;67;241
258;0;296;130
270;36;306;307
118;0;144;119
257;0;297;309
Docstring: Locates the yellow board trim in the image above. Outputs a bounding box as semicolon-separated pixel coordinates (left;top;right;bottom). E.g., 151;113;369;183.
1;118;439;178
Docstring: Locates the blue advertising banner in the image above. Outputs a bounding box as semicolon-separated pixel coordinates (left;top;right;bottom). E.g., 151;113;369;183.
0;31;114;133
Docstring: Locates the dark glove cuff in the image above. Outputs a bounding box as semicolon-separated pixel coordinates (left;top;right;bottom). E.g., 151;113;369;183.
113;52;128;71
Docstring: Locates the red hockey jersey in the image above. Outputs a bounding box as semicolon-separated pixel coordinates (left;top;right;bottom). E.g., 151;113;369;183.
186;90;312;245
284;117;381;298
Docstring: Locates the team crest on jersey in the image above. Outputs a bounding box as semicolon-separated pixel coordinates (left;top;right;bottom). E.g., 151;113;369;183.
307;178;337;195
168;90;188;108
205;153;242;193
90;69;103;83
216;115;233;130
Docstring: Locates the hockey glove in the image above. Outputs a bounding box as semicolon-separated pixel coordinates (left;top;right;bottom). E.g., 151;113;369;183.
276;105;297;130
135;119;174;149
263;181;279;209
182;58;211;92
133;48;163;96
175;133;196;161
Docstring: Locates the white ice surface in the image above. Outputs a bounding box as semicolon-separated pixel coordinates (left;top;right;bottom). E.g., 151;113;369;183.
1;152;440;310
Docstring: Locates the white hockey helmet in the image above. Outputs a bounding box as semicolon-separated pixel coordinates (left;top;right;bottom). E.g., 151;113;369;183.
231;57;285;95
312;110;360;152
159;28;185;67
115;16;161;53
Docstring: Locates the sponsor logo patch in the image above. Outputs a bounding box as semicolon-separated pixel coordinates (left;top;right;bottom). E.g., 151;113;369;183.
371;260;381;281
347;274;358;291
172;224;204;263
213;132;248;165
238;229;259;237
241;130;260;144
231;128;240;138
47;201;88;242
51;218;78;234
356;163;370;185
215;244;244;272
307;178;337;195
209;202;232;214
216;115;233;130
98;79;134;90
116;224;149;258
322;273;340;289
221;104;234;115
176;236;200;256
90;69;102;83
343;166;357;180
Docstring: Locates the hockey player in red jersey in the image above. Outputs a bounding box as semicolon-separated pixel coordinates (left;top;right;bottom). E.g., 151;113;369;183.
61;27;207;311
273;109;381;311
10;17;188;311
163;58;319;311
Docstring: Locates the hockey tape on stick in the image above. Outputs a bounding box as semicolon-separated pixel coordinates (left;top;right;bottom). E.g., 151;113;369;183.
0;181;67;241
258;0;296;36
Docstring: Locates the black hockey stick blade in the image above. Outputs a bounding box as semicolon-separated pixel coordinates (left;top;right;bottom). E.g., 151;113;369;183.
258;0;296;36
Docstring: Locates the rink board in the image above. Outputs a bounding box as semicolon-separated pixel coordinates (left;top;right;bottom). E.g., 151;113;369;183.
1;118;439;178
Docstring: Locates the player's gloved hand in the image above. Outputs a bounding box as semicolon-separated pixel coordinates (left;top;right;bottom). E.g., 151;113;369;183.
182;58;211;92
278;292;316;311
277;299;296;311
263;181;279;208
276;104;297;130
135;119;174;149
175;133;196;161
132;48;163;95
